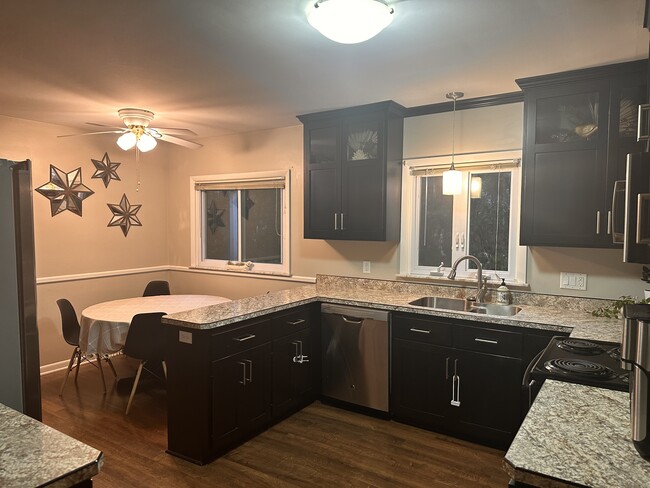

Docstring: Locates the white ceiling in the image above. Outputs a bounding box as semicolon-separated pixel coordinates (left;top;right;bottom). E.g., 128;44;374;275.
0;0;647;140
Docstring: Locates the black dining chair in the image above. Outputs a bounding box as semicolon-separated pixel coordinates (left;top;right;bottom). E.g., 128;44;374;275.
122;312;167;414
57;298;117;395
142;280;171;297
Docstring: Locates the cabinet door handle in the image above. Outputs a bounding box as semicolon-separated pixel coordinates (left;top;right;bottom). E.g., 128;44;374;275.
638;103;650;141
455;232;460;250
237;361;247;385
451;375;461;407
474;337;498;345
340;213;345;230
334;213;339;230
287;319;305;326
607;210;612;235
409;327;430;334
445;357;450;380
612;180;625;244
245;359;253;383
234;334;256;342
637;194;650;244
596;210;601;235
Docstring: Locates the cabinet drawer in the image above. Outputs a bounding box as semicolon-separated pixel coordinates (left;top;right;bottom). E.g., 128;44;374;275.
211;320;271;360
271;307;310;339
453;325;523;358
392;316;452;346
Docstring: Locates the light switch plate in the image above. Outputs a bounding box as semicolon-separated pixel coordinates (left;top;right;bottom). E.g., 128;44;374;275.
362;261;371;274
179;330;193;344
560;272;587;290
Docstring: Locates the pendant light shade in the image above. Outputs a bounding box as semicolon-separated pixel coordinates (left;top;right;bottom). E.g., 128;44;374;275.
136;133;157;152
117;132;137;151
307;0;394;44
442;91;464;196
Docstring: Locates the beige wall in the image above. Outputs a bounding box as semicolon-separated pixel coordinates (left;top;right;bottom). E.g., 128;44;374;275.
0;115;171;367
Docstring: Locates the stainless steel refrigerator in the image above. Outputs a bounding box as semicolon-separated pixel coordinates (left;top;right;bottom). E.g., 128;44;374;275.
0;158;41;420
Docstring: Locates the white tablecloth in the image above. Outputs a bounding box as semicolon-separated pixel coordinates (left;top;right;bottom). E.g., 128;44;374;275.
79;295;230;355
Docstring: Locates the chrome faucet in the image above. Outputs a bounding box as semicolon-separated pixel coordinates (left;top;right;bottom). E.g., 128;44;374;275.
447;255;488;303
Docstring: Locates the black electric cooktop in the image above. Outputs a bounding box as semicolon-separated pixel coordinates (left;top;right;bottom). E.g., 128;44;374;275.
529;337;629;392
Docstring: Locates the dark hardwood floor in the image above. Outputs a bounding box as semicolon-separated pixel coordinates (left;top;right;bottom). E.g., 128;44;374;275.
42;355;510;487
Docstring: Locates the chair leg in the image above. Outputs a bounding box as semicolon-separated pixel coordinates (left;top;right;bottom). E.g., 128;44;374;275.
105;356;118;378
59;348;78;396
125;362;144;415
97;355;107;394
74;351;82;383
162;360;167;380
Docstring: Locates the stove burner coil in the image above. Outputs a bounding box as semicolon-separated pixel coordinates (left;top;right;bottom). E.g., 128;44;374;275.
544;359;616;379
556;339;606;355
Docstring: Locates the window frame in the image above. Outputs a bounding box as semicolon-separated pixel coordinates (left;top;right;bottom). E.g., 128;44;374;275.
400;151;527;284
190;170;291;276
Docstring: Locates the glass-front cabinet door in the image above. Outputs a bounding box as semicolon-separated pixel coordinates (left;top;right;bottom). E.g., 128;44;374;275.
534;91;600;144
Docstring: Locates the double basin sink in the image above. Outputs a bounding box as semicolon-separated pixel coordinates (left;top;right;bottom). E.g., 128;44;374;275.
408;296;521;316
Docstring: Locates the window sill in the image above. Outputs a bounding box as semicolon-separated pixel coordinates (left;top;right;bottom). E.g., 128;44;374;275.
396;273;531;291
190;265;291;278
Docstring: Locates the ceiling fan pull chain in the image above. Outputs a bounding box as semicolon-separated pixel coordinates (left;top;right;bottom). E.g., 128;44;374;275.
135;147;141;192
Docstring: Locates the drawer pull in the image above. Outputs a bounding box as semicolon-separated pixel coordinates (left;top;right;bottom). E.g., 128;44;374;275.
287;319;306;326
409;328;431;334
474;337;498;345
234;334;256;342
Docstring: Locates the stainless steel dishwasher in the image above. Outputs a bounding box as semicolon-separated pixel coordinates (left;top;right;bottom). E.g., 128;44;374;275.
321;304;389;412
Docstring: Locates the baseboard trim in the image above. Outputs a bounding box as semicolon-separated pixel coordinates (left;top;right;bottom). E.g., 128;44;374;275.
37;265;170;285
40;359;75;375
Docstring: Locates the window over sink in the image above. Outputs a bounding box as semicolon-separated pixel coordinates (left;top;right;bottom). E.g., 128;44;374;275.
400;151;526;284
191;170;290;275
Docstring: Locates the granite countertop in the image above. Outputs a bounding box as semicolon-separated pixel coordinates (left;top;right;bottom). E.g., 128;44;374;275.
0;403;103;488
504;381;650;488
162;274;623;342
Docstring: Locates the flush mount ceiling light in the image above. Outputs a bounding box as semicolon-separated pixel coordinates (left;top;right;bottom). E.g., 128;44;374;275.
442;92;464;196
307;0;394;44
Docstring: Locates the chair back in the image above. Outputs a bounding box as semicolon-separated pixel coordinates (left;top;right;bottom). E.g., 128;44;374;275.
142;280;171;297
57;298;80;347
123;312;167;362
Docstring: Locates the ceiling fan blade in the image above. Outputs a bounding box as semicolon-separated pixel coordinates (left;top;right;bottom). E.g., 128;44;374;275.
157;132;203;149
86;122;126;130
58;130;126;138
150;126;198;136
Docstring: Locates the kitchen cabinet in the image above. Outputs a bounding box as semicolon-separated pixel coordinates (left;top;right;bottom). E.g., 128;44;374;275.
297;101;405;241
391;313;529;448
165;304;318;464
517;60;646;247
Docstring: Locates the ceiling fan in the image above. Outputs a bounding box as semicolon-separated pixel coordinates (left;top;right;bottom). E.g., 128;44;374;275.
59;108;202;152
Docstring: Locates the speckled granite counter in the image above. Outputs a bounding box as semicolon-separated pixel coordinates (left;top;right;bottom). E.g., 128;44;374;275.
505;381;650;487
0;403;103;487
163;274;623;342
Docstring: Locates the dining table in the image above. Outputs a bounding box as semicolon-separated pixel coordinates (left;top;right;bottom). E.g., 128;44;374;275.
79;294;231;356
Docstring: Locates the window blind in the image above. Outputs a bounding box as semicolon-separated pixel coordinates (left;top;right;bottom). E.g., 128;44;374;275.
195;176;285;191
409;158;520;177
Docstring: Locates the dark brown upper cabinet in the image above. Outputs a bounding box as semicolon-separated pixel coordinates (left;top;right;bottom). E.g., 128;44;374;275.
298;101;405;241
517;60;647;248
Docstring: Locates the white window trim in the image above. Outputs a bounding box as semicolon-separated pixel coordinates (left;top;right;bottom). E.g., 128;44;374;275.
190;170;291;276
399;150;527;285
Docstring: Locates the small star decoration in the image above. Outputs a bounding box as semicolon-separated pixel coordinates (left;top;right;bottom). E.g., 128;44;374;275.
36;165;94;217
107;193;142;237
207;199;226;234
91;152;121;188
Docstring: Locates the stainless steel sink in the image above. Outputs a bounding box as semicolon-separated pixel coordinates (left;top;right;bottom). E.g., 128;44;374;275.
469;303;522;316
407;296;468;311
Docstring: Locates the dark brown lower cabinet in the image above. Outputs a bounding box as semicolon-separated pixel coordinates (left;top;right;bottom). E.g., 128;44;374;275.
272;328;313;420
212;343;272;453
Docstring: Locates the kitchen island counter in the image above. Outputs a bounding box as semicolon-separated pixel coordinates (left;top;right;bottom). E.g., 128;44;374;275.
504;380;650;487
163;275;622;341
0;403;103;487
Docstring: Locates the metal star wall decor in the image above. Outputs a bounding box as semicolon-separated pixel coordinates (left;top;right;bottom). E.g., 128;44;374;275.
207;199;226;234
107;193;142;237
35;165;94;217
91;152;121;187
244;195;255;220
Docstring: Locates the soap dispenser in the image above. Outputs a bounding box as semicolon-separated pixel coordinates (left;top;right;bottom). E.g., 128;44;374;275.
496;279;511;305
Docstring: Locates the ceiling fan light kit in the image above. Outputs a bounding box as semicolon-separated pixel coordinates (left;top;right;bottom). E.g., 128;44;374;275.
307;0;394;44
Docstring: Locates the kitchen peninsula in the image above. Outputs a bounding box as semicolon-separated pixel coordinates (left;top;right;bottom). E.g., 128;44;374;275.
160;274;650;487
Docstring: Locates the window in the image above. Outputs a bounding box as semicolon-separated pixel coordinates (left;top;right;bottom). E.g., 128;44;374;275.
400;152;526;283
191;170;290;275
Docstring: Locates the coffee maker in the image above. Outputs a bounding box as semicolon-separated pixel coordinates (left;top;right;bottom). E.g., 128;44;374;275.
622;304;650;458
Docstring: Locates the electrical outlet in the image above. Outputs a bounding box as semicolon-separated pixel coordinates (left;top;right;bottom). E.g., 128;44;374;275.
559;272;587;291
362;261;371;274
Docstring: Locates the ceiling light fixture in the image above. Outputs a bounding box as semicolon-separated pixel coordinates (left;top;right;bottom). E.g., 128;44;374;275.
307;0;394;44
442;92;464;196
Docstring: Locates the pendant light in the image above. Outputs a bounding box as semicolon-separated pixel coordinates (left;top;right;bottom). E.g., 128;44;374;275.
442;92;464;195
307;0;394;44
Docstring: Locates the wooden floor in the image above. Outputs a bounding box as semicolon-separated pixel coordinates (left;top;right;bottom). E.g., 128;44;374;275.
42;355;510;487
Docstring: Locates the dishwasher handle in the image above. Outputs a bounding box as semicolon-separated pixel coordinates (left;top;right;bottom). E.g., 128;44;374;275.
321;303;389;322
